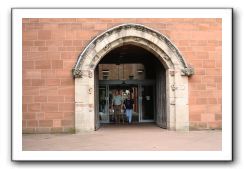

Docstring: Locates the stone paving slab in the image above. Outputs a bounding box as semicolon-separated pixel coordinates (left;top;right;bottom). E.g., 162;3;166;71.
23;123;222;151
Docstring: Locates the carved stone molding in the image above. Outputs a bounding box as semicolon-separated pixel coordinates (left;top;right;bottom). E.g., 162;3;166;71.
171;84;178;91
103;44;111;51
163;56;170;61
88;88;93;94
72;69;93;78
72;23;194;77
169;70;175;76
88;70;93;78
72;68;82;78
134;37;140;42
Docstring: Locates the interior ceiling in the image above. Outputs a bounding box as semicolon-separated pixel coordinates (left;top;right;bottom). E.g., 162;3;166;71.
99;44;157;64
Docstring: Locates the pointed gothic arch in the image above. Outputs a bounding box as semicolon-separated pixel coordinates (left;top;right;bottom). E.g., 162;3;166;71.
72;23;194;132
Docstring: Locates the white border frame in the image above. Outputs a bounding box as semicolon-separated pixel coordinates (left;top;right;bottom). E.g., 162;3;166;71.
12;8;232;161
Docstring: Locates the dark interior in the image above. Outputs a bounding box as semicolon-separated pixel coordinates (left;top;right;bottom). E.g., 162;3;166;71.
99;44;163;79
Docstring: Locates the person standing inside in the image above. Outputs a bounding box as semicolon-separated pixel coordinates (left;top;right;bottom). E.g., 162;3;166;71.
112;90;123;123
124;94;134;124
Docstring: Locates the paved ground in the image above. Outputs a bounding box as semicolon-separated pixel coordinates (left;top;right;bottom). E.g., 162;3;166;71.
23;123;222;151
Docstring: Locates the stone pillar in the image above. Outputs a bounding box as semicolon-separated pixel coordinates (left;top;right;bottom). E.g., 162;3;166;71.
166;69;176;130
174;73;189;131
75;75;95;133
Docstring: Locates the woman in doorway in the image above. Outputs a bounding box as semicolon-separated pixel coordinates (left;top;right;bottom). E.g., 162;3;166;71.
124;94;134;124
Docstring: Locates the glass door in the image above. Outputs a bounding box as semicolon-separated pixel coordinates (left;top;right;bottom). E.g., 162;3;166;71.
139;85;155;122
105;84;139;123
99;82;155;123
98;85;109;123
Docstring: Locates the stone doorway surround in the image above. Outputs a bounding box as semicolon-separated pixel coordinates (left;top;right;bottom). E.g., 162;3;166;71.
72;23;194;132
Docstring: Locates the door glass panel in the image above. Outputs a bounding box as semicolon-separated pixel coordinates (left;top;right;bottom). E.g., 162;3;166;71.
141;85;154;121
99;86;109;123
131;86;139;123
99;84;155;123
108;88;115;123
107;85;139;123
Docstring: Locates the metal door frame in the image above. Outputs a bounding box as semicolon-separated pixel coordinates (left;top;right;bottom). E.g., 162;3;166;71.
99;80;156;123
138;84;156;123
98;85;110;123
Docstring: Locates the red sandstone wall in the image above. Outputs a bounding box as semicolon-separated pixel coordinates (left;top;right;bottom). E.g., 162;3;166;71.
22;18;222;133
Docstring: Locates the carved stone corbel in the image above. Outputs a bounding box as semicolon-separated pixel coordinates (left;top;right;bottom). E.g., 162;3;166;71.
72;69;93;78
72;68;83;78
181;67;194;76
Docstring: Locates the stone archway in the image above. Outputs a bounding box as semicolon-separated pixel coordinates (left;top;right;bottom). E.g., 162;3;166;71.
72;23;194;132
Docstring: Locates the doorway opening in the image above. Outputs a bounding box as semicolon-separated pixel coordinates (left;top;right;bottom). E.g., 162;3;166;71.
95;44;166;128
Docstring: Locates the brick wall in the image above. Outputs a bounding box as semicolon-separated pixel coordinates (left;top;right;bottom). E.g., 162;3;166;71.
22;18;222;133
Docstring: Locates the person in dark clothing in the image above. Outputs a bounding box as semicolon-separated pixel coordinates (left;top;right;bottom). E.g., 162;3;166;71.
123;94;134;124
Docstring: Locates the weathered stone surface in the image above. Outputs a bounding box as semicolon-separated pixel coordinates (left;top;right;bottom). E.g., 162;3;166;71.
181;67;195;76
72;23;192;76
